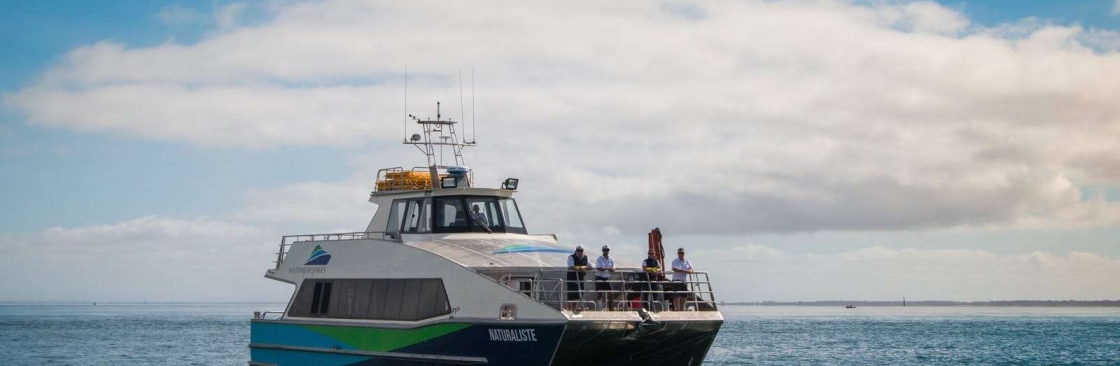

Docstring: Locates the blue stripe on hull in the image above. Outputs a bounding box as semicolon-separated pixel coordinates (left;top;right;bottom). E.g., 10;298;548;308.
250;320;565;366
251;348;370;366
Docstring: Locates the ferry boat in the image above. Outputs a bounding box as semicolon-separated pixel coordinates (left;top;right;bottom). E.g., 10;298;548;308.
249;105;723;365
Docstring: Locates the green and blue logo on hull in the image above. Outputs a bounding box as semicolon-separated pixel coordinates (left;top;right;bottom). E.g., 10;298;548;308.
305;245;332;265
492;243;569;254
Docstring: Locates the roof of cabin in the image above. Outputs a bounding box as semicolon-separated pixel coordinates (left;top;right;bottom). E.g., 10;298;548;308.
405;235;634;269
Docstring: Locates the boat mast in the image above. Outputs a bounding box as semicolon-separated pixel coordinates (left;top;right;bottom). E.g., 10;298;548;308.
406;101;476;167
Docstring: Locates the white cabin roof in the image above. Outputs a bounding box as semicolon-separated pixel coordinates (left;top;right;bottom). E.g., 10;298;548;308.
403;235;634;269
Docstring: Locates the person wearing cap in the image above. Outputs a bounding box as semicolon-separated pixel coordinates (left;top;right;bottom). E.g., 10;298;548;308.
670;247;694;311
594;245;616;311
639;249;662;310
565;245;590;310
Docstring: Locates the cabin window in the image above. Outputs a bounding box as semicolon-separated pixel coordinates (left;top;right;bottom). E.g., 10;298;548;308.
290;278;451;321
431;196;528;234
465;197;503;233
433;197;470;232
401;199;427;233
309;281;332;316
421;199;432;232
499;198;526;233
386;200;408;234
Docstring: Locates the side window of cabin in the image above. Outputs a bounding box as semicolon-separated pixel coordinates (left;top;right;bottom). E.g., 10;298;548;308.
291;278;451;321
289;280;334;317
402;199;424;233
420;198;432;232
500;198;527;234
385;200;408;233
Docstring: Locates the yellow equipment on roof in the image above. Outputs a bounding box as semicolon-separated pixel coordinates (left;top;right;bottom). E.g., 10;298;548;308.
375;169;443;191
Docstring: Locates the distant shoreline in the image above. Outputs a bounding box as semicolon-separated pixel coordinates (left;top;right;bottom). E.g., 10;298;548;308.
4;300;1118;307
0;301;287;306
724;300;1120;307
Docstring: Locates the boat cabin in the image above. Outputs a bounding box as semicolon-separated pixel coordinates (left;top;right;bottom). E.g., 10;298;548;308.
365;168;527;238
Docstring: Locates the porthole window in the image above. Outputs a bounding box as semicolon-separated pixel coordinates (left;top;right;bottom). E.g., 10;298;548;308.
499;304;517;320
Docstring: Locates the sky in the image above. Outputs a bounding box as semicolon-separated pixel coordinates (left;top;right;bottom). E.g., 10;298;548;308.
2;0;1119;303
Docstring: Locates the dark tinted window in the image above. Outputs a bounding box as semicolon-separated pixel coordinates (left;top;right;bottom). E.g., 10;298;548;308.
433;197;469;232
432;196;528;234
307;281;331;316
290;278;451;321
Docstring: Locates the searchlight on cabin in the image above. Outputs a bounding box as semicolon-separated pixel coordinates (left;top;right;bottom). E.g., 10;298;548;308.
502;178;519;190
440;176;459;189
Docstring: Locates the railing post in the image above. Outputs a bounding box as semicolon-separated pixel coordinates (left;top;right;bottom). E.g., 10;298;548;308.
275;237;287;269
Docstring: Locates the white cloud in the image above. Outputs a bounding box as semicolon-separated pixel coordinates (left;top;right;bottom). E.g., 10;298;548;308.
690;244;1120;301
0;216;289;302
216;2;249;30
5;0;1120;234
875;1;970;35
156;4;205;25
234;178;374;229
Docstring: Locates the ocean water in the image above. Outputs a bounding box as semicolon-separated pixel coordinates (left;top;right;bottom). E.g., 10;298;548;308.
1;303;1118;365
707;306;1120;365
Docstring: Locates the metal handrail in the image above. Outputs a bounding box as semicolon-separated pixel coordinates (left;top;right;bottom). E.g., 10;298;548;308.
274;231;393;269
253;311;285;320
492;270;718;313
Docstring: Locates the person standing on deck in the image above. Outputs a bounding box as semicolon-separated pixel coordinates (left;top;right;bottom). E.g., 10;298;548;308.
566;246;590;310
639;250;662;310
594;245;616;311
671;247;694;311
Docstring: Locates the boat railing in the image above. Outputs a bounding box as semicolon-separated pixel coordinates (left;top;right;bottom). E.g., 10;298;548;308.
252;311;285;320
273;231;393;269
498;270;718;312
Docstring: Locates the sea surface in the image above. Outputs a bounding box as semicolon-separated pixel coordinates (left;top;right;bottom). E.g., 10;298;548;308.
1;303;1118;365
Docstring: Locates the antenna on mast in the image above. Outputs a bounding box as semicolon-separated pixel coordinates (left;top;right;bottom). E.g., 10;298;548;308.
459;69;465;140
471;68;476;144
404;100;474;167
404;66;408;143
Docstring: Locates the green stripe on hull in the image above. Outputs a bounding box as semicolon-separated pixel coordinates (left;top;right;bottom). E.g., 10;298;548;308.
301;323;472;352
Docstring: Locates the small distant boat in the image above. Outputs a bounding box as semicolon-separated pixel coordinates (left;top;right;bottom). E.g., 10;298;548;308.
845;305;856;309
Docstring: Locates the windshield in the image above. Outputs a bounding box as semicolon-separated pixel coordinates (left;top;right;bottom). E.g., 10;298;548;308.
432;196;527;234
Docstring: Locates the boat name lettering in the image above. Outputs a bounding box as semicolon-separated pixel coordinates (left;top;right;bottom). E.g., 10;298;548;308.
488;328;537;342
288;267;327;274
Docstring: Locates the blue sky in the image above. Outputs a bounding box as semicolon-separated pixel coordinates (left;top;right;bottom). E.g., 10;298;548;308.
3;0;1120;233
1;0;357;232
2;0;1120;302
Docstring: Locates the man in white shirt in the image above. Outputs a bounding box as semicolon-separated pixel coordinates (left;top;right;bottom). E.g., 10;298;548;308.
594;245;616;311
670;247;694;311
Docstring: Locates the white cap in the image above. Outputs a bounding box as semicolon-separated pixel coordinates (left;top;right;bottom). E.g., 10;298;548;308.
602;245;610;250
575;245;584;251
